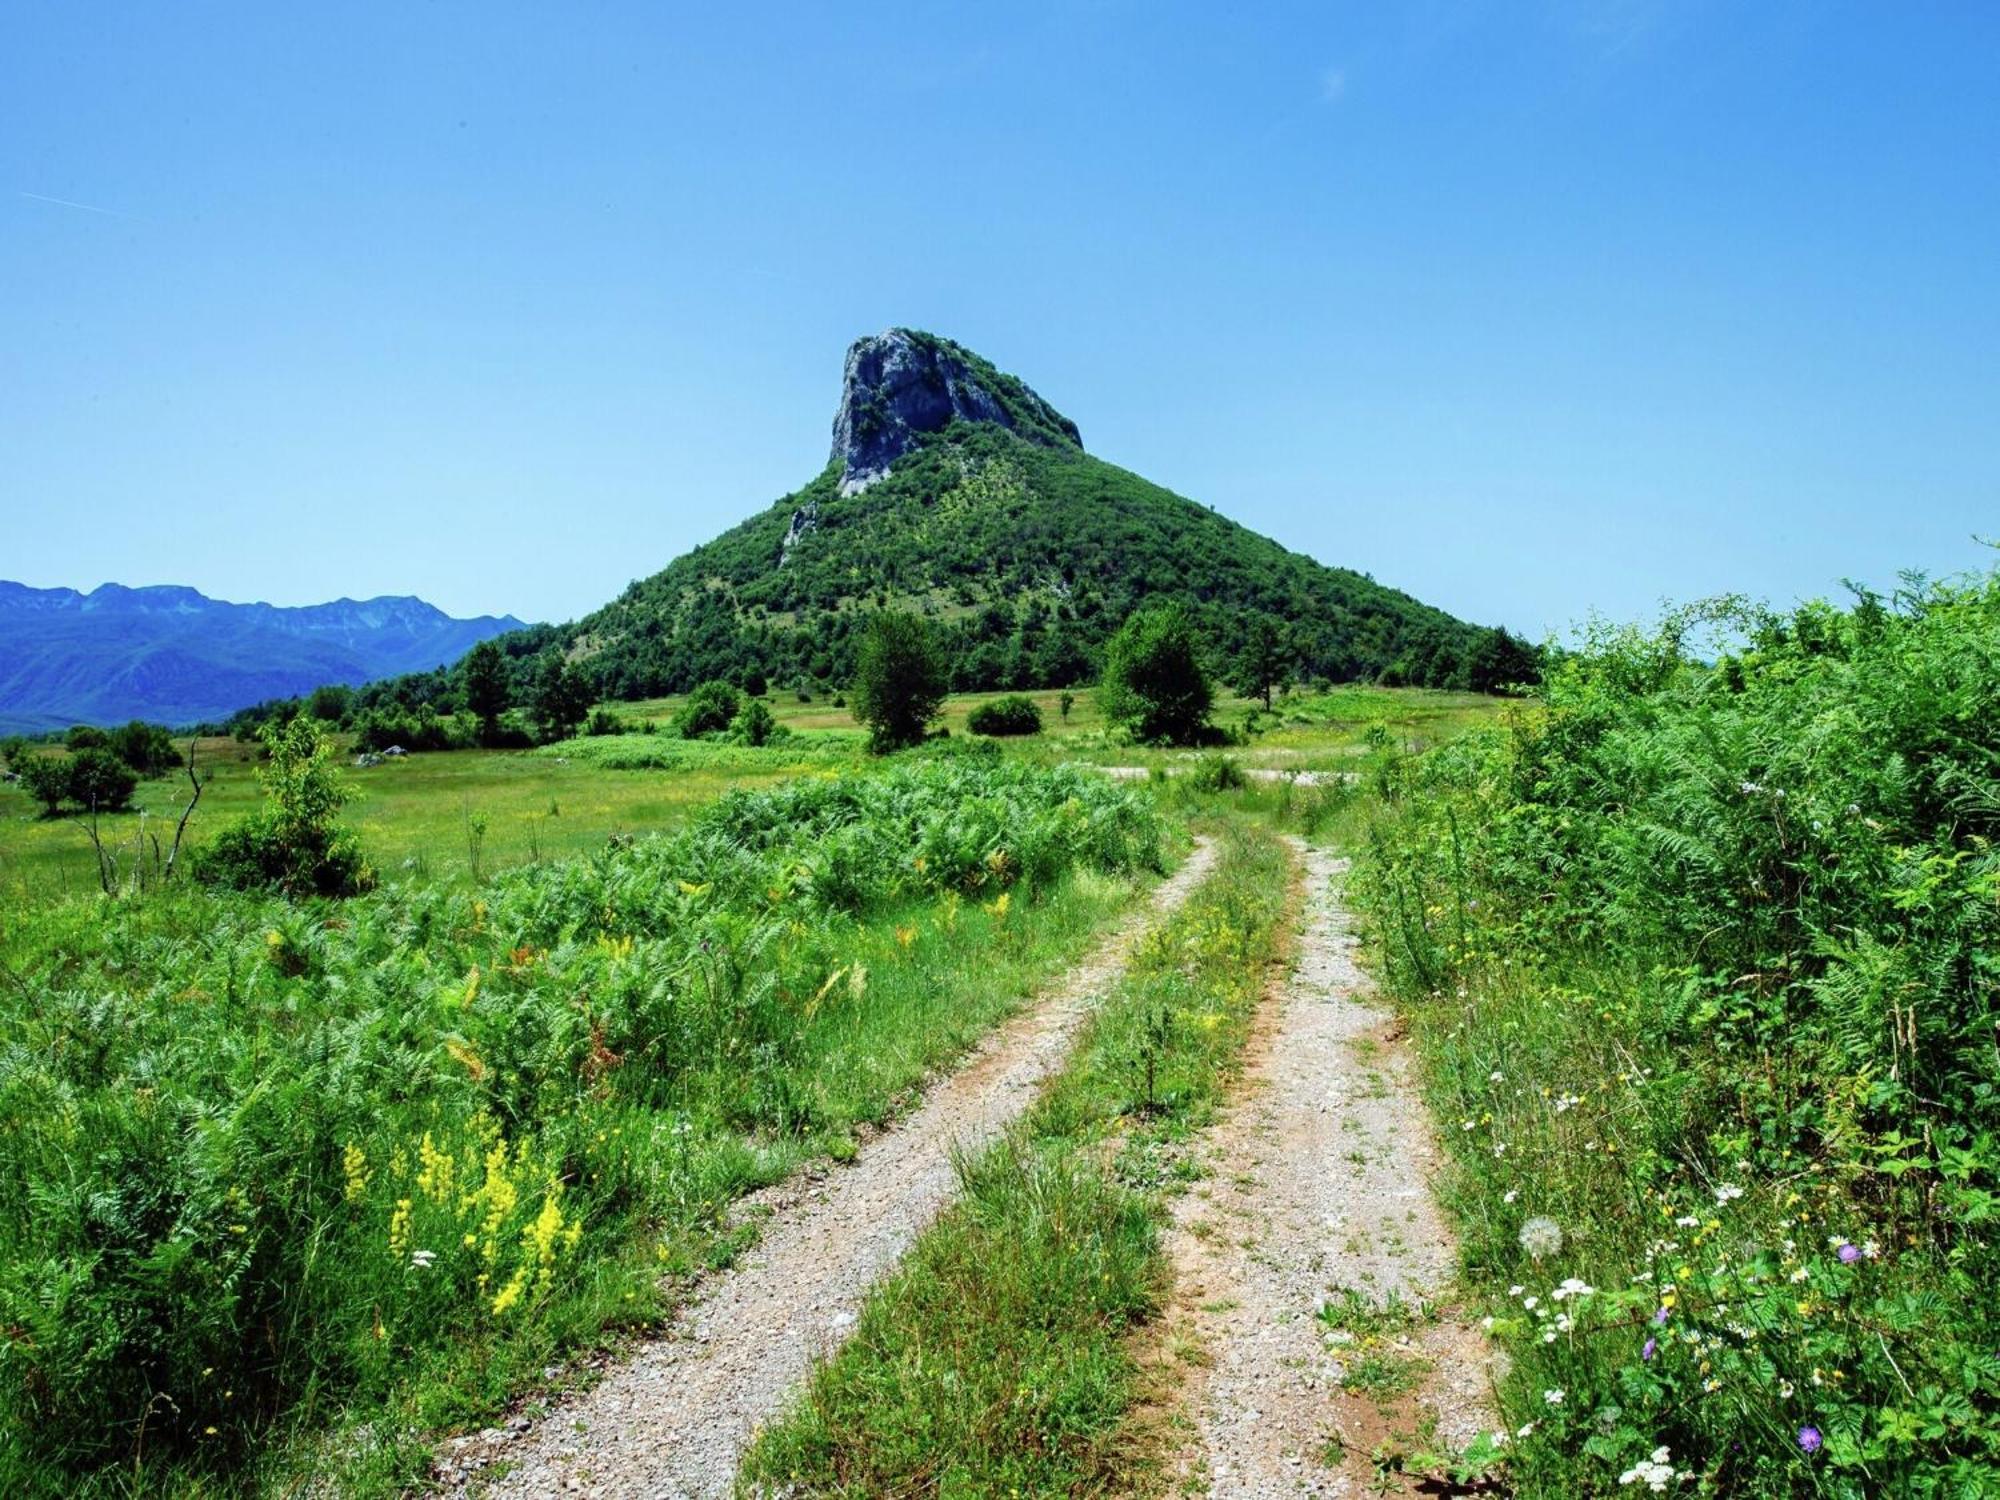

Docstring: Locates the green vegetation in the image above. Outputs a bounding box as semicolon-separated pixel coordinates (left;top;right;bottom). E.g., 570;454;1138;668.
1098;599;1214;745
1352;574;2000;1497
965;692;1043;736
362;421;1503;714
744;823;1292;1495
193;716;374;897
671;678;742;738
849;611;950;752
0;758;1162;1495
529;656;592;743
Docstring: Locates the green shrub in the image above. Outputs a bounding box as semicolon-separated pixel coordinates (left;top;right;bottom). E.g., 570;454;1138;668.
674;679;742;738
730;697;781;747
966;695;1043;736
1187;753;1245;792
194;717;374;898
1354;575;2000;1497
584;706;626;736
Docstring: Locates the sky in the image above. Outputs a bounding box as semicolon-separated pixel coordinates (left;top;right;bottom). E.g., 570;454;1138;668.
4;1;1996;639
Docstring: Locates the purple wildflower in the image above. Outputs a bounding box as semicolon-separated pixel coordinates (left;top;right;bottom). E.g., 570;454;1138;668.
1653;1305;1670;1325
1837;1242;1861;1264
1642;1337;1658;1361
1798;1426;1823;1454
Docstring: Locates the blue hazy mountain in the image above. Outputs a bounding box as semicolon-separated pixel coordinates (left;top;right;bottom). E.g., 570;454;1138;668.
0;581;526;733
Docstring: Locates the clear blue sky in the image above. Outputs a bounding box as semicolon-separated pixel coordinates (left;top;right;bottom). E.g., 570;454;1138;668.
5;2;1996;639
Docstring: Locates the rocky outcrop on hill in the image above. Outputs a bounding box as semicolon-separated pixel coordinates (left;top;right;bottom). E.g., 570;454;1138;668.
829;328;1080;494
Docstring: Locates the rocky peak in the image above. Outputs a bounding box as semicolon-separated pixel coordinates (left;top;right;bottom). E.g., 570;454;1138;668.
828;329;1080;495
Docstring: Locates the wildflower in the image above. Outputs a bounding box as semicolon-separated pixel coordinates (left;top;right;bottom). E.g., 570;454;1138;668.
1779;1380;1795;1398
1503;1189;1518;1203
1619;1447;1675;1491
1642;1337;1658;1361
1522;1296;1539;1310
1836;1241;1861;1265
1519;1216;1563;1260
1798;1426;1822;1454
1489;1069;1505;1082
1552;1277;1595;1300
1508;1285;1525;1296
410;1249;437;1269
1517;1422;1536;1437
1544;1388;1565;1406
1714;1183;1745;1205
1653;1305;1671;1324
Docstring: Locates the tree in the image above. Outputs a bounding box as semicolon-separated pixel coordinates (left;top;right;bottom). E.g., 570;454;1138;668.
108;720;179;777
1059;691;1076;723
851;611;951;752
1235;616;1289;710
306;684;354;726
17;755;69;817
463;640;511;745
1098;601;1213;745
65;725;108;752
674;679;742;738
193;716;373;897
1462;627;1541;695
530;657;593;744
66;749;138;813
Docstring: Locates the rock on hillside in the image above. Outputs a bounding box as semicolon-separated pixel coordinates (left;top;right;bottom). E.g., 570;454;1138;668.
830;329;1082;494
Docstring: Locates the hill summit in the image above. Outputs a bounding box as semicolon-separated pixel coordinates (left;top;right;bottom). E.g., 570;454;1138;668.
547;329;1500;700
830;329;1081;494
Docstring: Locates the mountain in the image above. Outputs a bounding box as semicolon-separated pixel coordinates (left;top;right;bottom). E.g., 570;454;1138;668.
0;582;526;733
557;329;1492;698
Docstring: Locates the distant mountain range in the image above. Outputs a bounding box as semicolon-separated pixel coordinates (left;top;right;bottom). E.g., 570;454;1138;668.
0;582;526;733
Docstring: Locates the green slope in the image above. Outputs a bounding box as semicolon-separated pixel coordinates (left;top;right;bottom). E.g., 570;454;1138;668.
572;420;1486;697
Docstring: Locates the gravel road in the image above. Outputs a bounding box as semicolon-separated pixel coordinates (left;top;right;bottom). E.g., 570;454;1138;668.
448;836;1219;1499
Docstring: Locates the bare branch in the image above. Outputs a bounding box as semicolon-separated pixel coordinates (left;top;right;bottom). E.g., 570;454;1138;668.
164;738;204;881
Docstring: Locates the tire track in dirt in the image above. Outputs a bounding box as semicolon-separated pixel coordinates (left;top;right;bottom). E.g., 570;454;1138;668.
445;837;1219;1499
1160;837;1496;1497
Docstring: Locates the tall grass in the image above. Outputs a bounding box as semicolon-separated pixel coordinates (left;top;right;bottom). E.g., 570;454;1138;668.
743;822;1293;1495
1352;575;2000;1497
0;760;1162;1495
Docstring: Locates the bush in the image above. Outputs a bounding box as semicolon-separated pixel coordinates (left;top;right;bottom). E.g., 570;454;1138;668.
194;717;373;897
1187;753;1245;792
742;670;769;698
63;748;138;813
1097;601;1212;745
731;698;781;747
851;612;950;753
63;725;107;752
966;695;1043;737
1354;576;2000;1495
584;706;626;736
674;679;742;739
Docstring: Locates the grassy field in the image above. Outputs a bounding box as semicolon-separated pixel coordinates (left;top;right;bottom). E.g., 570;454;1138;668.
0;758;1168;1496
0;687;1502;906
